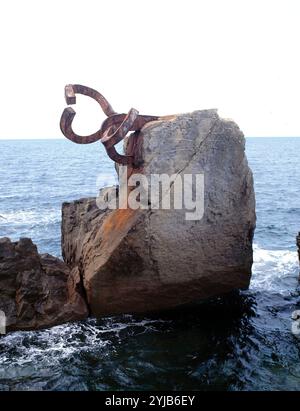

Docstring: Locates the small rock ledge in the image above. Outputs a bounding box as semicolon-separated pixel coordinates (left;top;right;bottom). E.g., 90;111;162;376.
0;237;87;331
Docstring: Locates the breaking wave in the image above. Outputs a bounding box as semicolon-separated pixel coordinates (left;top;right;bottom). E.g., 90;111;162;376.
0;209;60;227
251;244;299;294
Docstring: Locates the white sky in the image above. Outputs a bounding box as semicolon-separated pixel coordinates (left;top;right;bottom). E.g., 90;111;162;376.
0;0;299;139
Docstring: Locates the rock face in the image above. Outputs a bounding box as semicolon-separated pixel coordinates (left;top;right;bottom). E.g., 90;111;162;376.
0;110;256;330
0;237;88;331
62;110;256;317
297;232;300;263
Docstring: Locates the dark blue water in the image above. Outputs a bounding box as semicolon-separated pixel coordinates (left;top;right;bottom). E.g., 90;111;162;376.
0;138;299;391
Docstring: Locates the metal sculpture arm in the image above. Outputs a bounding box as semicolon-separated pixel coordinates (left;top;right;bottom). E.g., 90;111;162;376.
59;84;159;165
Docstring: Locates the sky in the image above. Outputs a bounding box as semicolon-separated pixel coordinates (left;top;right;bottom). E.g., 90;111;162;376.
0;0;299;139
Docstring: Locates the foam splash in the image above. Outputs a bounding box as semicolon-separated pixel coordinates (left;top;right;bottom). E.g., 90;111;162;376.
0;316;168;371
0;209;60;226
251;244;299;294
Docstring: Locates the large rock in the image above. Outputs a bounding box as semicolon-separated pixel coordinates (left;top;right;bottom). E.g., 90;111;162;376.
62;110;256;317
0;237;88;331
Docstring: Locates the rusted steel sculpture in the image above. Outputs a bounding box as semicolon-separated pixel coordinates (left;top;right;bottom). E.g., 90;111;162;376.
60;84;159;166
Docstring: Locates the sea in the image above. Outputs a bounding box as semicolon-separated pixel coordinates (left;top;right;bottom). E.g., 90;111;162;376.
0;137;299;391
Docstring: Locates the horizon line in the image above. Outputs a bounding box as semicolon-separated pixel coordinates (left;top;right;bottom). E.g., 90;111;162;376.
1;136;300;140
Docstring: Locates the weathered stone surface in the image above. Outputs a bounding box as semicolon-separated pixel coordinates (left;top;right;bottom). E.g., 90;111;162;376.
62;110;256;317
0;237;88;331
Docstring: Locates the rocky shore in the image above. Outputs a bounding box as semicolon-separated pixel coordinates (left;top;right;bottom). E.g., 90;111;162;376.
0;110;256;331
0;237;87;330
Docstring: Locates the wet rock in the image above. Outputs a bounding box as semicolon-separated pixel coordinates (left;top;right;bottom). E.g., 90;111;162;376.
0;237;88;331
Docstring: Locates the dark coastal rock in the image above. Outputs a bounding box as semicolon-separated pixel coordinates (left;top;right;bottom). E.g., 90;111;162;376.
62;110;256;317
0;237;88;331
297;232;300;263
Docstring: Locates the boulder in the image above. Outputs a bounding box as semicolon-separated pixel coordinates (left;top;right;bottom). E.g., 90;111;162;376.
0;237;88;331
62;110;256;317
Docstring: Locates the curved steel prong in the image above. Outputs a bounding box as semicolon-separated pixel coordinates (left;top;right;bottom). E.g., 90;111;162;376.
101;113;159;135
105;146;134;166
101;109;139;149
65;84;116;117
60;84;117;144
59;83;160;165
60;107;103;144
101;108;139;164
